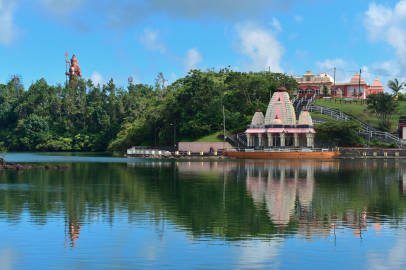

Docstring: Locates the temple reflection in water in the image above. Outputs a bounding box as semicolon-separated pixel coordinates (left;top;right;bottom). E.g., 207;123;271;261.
242;161;384;239
246;163;315;227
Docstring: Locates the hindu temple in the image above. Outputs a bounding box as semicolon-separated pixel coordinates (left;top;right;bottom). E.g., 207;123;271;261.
246;86;315;148
295;71;384;98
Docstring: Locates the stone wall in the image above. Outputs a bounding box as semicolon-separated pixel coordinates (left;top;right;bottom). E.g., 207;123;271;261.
178;142;232;153
339;148;406;158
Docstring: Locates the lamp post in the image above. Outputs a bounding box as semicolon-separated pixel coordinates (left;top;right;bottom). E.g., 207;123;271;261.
154;126;161;147
170;123;176;150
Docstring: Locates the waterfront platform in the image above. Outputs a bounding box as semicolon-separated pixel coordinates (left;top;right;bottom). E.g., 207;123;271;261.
127;146;406;159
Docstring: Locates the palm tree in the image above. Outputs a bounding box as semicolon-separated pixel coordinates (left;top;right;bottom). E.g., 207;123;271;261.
387;78;404;100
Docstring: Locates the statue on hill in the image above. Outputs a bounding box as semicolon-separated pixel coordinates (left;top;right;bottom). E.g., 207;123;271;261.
65;51;82;87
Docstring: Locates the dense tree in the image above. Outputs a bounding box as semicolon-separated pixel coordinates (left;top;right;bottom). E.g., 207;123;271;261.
108;70;298;152
315;121;363;147
366;92;398;131
0;70;298;153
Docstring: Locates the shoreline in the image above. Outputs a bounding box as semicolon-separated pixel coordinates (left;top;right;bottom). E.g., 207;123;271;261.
0;158;69;171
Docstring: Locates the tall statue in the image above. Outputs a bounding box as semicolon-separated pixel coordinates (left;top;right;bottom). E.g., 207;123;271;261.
65;51;82;87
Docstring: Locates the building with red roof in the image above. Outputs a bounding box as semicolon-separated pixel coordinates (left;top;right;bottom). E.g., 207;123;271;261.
295;71;385;99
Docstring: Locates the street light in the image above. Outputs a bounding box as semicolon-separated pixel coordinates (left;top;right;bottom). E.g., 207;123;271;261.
170;123;176;150
154;126;161;147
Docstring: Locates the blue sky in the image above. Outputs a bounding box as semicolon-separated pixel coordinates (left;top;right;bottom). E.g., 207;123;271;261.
0;0;405;88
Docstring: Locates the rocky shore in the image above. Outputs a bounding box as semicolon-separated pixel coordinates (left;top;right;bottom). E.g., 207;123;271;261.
0;158;69;171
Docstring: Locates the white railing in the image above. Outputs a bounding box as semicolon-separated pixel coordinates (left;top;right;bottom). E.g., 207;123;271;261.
308;104;402;145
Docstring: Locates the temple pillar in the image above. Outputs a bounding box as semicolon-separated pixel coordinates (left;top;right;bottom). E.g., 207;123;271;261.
280;132;286;147
258;134;263;147
310;134;314;148
267;133;273;147
294;133;299;147
306;133;314;148
247;134;251;147
306;133;310;147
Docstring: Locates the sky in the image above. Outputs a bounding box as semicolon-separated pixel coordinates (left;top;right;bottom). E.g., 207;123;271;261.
1;0;406;88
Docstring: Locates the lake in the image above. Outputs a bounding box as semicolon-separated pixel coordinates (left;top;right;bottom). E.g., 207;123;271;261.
1;153;406;269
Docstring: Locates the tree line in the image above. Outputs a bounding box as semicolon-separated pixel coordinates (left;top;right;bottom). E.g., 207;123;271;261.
0;70;298;152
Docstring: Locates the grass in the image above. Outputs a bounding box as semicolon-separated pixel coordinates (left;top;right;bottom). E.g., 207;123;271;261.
309;112;337;122
314;98;406;132
193;131;224;142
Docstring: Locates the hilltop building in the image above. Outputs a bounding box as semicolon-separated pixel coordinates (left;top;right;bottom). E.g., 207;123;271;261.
295;71;384;99
246;86;315;148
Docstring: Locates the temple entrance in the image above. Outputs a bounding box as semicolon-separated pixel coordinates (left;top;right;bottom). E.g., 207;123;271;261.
273;135;281;147
285;133;294;147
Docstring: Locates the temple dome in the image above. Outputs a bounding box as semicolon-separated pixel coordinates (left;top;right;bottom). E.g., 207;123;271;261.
265;91;296;125
251;110;265;125
303;71;314;76
298;110;313;126
317;73;334;82
350;73;367;84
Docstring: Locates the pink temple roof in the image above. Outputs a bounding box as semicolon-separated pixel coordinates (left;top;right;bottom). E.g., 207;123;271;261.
350;73;367;84
371;78;384;89
247;128;315;134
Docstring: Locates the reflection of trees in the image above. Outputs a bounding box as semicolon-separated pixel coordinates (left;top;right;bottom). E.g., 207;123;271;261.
0;160;405;244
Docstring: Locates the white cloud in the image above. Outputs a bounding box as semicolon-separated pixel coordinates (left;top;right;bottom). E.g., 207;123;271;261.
314;58;382;86
316;58;346;71
365;1;406;61
0;0;17;45
315;58;355;82
169;72;177;84
35;0;306;31
363;1;406;84
139;29;166;54
184;48;203;71
91;71;103;85
236;22;284;72
271;18;282;32
294;15;303;22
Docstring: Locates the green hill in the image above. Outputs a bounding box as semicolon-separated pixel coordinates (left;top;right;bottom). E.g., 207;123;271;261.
314;98;406;132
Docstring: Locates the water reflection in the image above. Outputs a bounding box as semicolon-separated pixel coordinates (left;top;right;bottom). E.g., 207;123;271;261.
65;216;81;249
243;161;394;240
0;157;406;269
246;164;315;227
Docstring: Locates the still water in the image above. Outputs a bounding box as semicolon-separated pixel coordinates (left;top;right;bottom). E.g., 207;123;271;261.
1;153;406;269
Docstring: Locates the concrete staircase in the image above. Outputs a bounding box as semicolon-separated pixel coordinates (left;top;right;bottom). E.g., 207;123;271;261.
292;96;315;118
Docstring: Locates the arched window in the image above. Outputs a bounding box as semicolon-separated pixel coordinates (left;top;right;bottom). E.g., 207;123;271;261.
305;88;314;94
